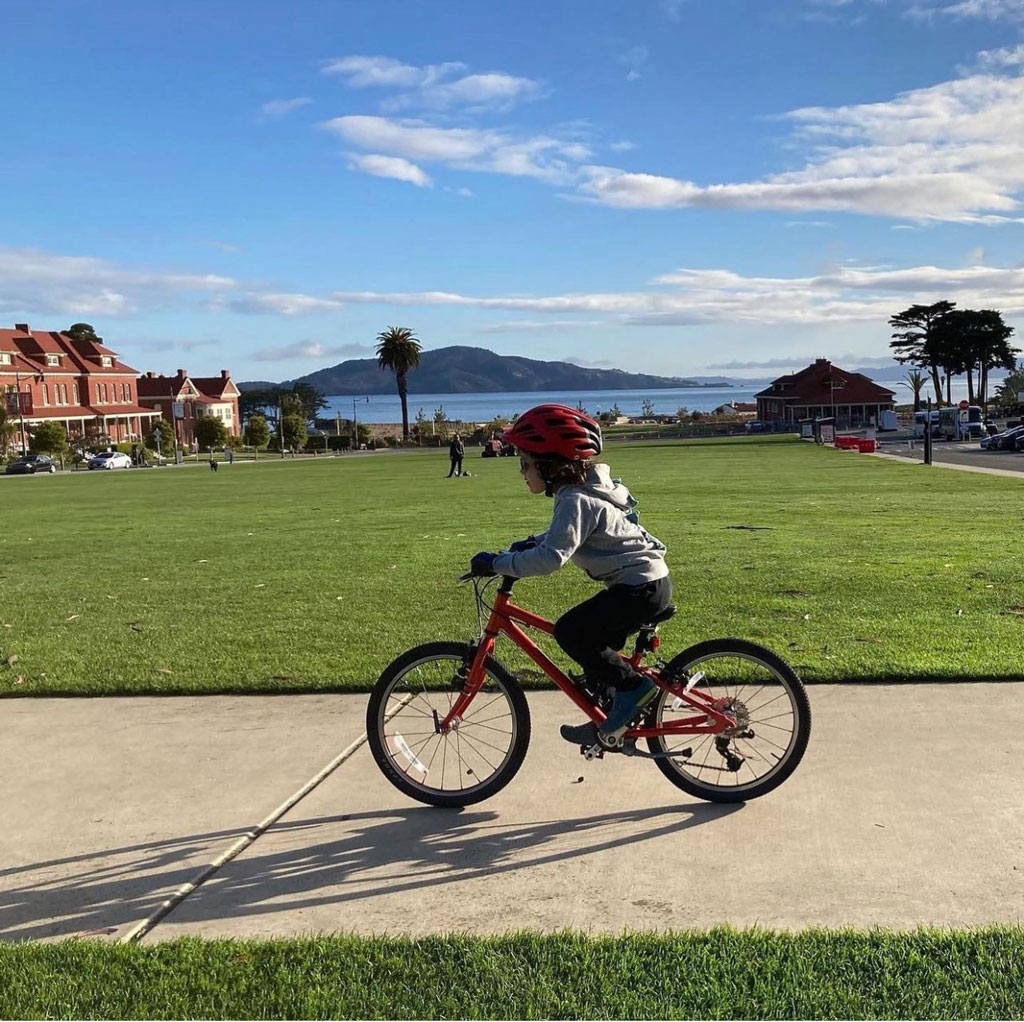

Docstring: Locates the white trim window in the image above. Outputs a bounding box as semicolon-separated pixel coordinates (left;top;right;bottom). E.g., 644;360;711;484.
0;352;12;365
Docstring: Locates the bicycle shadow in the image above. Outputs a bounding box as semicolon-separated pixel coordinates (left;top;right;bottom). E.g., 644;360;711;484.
0;801;740;940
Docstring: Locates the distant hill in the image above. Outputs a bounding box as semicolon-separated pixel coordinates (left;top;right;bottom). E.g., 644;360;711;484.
238;346;732;394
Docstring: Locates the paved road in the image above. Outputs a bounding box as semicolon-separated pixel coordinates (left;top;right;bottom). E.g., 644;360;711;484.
874;436;1024;476
2;688;1022;943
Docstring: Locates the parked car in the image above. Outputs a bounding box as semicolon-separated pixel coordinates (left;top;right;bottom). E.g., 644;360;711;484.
87;450;132;470
985;426;1024;451
5;453;57;475
1014;433;1024;452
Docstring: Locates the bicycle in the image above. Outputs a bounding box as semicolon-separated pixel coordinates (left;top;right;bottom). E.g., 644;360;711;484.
366;572;811;808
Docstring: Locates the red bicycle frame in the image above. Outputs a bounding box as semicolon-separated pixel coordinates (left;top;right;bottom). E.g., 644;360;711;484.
440;579;737;739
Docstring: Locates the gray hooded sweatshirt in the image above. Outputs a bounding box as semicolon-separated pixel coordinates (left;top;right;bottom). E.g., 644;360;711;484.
491;463;669;587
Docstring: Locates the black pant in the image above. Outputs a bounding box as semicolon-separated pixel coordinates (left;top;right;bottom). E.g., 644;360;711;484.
553;576;673;692
447;456;463;476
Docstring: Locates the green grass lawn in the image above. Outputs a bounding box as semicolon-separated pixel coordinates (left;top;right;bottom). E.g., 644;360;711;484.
2;929;1022;1019
2;437;1023;696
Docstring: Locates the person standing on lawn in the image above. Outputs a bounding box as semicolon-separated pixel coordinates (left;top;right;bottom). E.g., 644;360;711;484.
447;432;465;477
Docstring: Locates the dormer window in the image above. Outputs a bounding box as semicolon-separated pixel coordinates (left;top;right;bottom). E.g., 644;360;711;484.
0;352;10;365
46;354;59;366
101;356;112;367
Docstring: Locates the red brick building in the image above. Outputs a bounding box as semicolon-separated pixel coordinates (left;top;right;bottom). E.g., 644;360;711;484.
136;369;241;446
755;359;896;428
0;323;160;448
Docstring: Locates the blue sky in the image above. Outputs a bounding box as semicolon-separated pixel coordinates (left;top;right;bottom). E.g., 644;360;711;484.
3;0;1024;382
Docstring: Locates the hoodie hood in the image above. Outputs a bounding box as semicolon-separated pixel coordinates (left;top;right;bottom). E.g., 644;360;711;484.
575;462;634;512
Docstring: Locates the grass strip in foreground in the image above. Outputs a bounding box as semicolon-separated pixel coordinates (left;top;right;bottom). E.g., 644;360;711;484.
2;928;1023;1019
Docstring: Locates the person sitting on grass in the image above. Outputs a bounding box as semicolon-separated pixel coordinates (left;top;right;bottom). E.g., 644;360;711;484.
469;404;672;743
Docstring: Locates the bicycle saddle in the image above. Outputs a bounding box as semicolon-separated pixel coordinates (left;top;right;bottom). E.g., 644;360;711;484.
640;604;676;628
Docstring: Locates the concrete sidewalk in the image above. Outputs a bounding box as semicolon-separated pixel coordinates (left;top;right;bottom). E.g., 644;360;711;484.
2;686;1022;943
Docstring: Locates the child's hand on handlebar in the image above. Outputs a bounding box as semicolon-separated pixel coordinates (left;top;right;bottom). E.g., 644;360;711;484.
470;551;498;577
508;536;537;552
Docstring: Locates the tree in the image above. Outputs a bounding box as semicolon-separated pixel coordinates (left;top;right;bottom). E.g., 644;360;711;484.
243;414;271;450
903;369;927;412
239;387;284;425
641;398;655;417
889;301;956;404
145;419;177;456
675;405;689;419
281;413;307;451
0;419;16;459
194;415;229;451
433;404;448;439
65;323;103;343
375;326;422;442
994;360;1024;413
29;421;68;459
290;383;328;426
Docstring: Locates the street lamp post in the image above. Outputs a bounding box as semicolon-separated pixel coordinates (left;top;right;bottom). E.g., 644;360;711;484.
352;396;368;450
14;368;28;455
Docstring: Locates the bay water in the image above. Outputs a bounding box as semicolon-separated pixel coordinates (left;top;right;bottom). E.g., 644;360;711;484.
323;381;989;425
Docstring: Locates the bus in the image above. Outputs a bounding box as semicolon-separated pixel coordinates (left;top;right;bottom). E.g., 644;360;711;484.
938;405;983;440
913;410;940;438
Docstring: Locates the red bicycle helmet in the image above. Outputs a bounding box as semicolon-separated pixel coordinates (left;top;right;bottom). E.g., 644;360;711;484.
503;404;602;459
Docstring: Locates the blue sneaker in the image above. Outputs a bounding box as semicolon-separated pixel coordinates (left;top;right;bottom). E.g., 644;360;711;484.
600;679;659;735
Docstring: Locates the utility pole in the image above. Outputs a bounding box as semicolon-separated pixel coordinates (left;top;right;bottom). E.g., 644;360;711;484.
278;399;285;458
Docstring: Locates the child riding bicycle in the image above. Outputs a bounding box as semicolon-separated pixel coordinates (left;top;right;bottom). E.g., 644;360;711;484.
469;403;673;743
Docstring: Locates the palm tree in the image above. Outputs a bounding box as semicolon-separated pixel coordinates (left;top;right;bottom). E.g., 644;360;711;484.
903;369;927;412
375;326;422;442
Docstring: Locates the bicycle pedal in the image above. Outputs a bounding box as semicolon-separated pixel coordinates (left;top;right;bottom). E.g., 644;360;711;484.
583;742;604;761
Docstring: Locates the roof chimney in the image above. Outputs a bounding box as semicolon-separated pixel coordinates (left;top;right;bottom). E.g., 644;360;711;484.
15;323;30;334
176;369;187;378
221;369;230;379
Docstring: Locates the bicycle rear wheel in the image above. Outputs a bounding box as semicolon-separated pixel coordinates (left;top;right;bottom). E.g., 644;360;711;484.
648;638;811;803
366;641;531;808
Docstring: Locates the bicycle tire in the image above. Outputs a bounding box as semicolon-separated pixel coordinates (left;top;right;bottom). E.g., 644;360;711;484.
366;641;531;808
648;638;811;803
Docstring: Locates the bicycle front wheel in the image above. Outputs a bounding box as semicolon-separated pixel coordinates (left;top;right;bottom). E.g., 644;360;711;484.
366;641;531;808
649;639;811;803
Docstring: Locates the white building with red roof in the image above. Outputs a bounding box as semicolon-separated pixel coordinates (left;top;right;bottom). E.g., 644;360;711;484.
0;323;161;448
136;368;240;445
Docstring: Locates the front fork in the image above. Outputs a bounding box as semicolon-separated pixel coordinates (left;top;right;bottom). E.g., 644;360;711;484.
437;635;495;733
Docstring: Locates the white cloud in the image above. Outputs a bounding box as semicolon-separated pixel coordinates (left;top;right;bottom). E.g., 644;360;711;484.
324;55;541;112
252;341;372;361
618;45;649;82
784;220;834;227
330;260;1024;328
576;63;1024;222
385;72;543;112
323;55;439;88
610;140;636;151
348;153;433;187
910;0;1024;20
258;97;312;119
322;115;589;183
0;247;237;317
660;0;688;19
221;293;344;315
477;319;605;333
